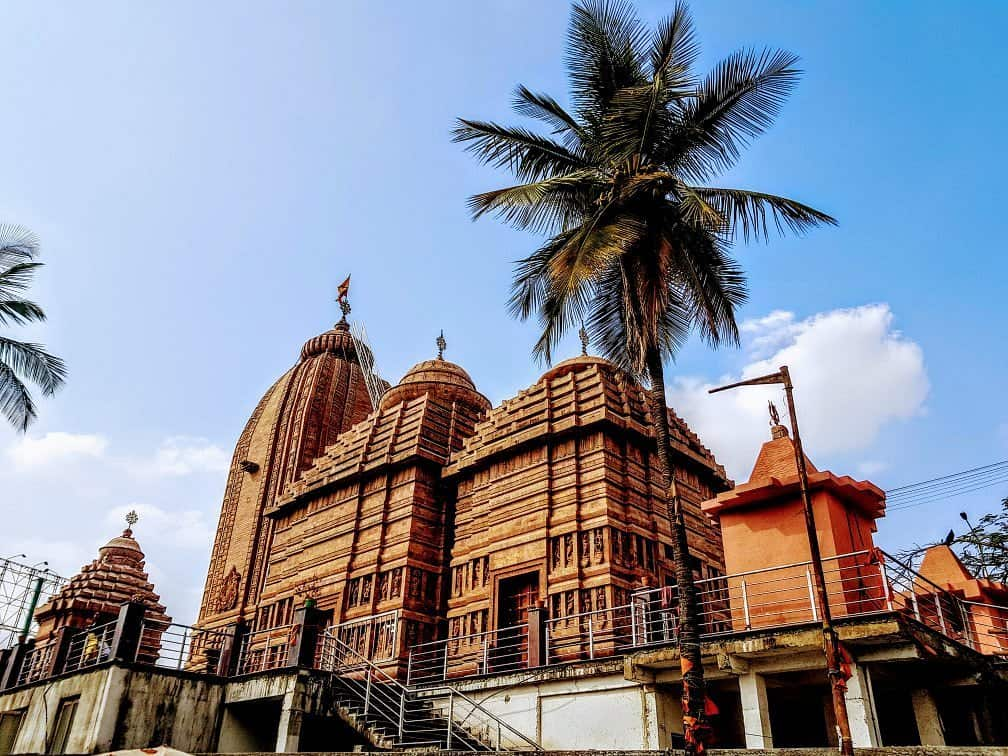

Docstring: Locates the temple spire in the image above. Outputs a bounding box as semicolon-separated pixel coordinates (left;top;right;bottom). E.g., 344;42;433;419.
436;330;446;360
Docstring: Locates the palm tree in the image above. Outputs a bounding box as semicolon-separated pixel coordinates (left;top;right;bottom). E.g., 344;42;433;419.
0;225;66;431
454;1;834;750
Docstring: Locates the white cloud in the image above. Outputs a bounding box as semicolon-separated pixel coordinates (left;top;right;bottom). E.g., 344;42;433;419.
6;431;107;470
147;436;229;476
105;503;214;551
669;304;929;481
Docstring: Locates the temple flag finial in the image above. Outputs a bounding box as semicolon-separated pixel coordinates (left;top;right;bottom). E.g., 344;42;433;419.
436;330;446;360
336;275;351;323
579;322;589;356
768;401;788;439
125;510;139;534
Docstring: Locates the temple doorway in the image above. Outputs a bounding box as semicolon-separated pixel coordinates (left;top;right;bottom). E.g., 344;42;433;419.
493;571;539;671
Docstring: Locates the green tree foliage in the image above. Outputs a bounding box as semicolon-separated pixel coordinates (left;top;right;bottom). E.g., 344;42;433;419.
0;225;66;431
454;1;833;750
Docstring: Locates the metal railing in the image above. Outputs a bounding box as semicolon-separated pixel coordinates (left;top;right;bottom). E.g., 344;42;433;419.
15;637;59;686
329;610;399;664
961;600;1008;655
318;629;541;751
137;619;230;672
236;623;295;675
407;622;529;685
408;549;1008;684
63;620;117;673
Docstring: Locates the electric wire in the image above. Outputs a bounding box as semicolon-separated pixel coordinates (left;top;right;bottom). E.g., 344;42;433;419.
883;459;1008;512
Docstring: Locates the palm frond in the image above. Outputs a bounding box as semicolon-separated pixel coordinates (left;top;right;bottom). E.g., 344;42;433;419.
0;361;36;432
687;186;836;242
0;262;44;297
662;220;748;347
509;231;578;322
567;0;649;120
452;119;589;181
513;85;586;151
0;337;67;396
650;1;699;82
467;170;601;233
674;49;800;179
0;224;40;264
0;300;46;327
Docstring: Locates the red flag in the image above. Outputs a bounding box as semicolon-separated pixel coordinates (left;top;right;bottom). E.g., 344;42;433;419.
337;275;351;304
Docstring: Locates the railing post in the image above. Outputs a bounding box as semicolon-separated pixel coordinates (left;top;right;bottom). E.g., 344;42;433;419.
110;601;147;663
958;600;977;651
442;641;450;682
805;568;819;622
482;635;489;674
741;578;751;630
446;690;454;750
497;719;502;750
934;595;948;635
398;689;405;738
587;614;595;660
527;603;548;668
406;648;414;686
878;560;893;611
364;669;372;715
910;591;921;622
177;625;188;670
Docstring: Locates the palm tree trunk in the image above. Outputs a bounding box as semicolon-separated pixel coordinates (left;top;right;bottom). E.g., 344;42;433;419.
644;348;709;756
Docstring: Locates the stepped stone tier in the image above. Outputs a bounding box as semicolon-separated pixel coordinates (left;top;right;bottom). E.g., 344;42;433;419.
196;320;730;677
444;355;728;665
34;523;171;662
197;318;373;631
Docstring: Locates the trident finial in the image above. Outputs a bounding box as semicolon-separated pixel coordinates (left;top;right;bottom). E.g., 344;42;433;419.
125;510;139;529
579;322;589;356
336;275;351;323
436;330;446;360
768;401;780;427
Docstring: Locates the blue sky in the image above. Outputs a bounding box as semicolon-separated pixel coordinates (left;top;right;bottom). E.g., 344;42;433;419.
1;1;1005;623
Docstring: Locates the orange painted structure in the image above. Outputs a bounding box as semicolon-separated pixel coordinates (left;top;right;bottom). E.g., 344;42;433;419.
701;422;887;631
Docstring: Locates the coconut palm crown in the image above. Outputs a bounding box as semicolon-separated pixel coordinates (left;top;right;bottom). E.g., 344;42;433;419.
454;1;834;751
0;225;66;431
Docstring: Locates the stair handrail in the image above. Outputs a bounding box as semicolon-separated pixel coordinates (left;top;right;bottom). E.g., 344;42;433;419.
321;629;542;751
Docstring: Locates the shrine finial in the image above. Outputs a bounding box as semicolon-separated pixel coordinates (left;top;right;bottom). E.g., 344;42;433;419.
436;330;446;360
336;275;351;323
125;510;139;534
579;322;589;356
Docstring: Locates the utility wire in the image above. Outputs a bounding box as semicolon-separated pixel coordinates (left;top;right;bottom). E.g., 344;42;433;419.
883;459;1008;512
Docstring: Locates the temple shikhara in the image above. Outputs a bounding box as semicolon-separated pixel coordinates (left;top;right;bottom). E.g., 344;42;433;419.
1;295;1006;754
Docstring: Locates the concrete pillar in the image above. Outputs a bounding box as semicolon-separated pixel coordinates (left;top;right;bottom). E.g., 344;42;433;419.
843;663;881;747
286;606;324;668
641;685;662;749
110;601;147;662
911;689;945;745
738;672;773;749
275;690;303;753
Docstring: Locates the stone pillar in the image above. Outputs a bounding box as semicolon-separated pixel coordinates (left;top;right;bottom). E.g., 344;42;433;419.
286;606;324;669
275;689;304;752
110;601;147;662
911;689;945;746
216;621;245;677
42;626;76;677
0;641;30;689
738;671;773;748
527;604;548;668
843;662;881;747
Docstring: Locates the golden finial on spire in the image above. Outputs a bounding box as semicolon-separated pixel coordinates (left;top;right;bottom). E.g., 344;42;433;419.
125;510;139;531
436;330;446;360
579;322;589;356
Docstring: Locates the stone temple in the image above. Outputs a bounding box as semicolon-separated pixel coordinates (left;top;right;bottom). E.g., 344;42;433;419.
1;303;1007;754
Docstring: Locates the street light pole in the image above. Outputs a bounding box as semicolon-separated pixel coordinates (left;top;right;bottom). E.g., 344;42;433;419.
710;365;854;756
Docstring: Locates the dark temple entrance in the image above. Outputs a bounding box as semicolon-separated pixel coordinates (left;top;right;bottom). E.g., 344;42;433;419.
493;571;539;672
